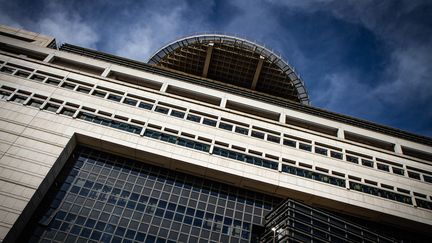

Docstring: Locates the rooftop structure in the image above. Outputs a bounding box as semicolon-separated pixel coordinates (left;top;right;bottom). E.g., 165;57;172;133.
0;25;431;242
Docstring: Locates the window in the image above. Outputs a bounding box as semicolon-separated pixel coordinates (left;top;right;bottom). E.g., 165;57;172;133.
30;74;45;82
330;151;343;160
299;143;312;152
155;106;169;114
346;155;358;164
314;147;327;156
0;66;14;74
77;86;91;94
267;135;280;144
234;126;248;135
186;114;201;123
92;90;106;98
392;167;404;176
60;108;76;117
170;110;185;119
408;171;421;180
203;118;216;127
15;70;30;78
219;122;233;131
377;163;390;172
251;131;264;139
423;175;432;183
27;99;43;108
123;98;138;106
61;82;76;90
138;102;153;110
45;78;61;86
107;94;122;102
43;103;60;112
361;159;373;167
10;95;27;104
283;139;296;148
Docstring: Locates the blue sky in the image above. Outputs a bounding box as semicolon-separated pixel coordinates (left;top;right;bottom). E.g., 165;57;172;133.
1;0;431;137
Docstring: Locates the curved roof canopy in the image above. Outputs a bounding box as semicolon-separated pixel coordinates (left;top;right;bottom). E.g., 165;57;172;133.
148;34;310;104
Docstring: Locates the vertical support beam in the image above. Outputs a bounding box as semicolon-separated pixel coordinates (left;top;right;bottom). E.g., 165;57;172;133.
394;143;403;154
220;97;227;108
101;65;112;78
202;43;214;78
160;83;169;93
337;128;345;139
43;53;55;63
251;56;265;90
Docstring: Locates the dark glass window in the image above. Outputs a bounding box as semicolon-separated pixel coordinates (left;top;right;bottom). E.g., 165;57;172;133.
138;102;153;110
20;146;281;243
314;147;327;156
346;155;358;164
361;159;373;167
60;108;76;117
123;98;138;106
377;163;390;172
107;94;122;102
299;143;312;152
30;74;45;82
0;66;15;74
219;122;233;131
349;182;412;205
213;147;278;170
28;99;43;108
267;135;280;144
283;139;296;148
43;103;60;113
408;171;421;180
186;114;201;123
330;151;343;160
15;70;31;78
10;95;27;104
76;86;91;94
282;164;345;187
203;118;217;127
92;90;106;98
155;106;169;114
170;110;185;119
392;167;404;176
46;78;61;86
235;126;249;135
61;82;76;90
251;131;264;139
423;175;432;183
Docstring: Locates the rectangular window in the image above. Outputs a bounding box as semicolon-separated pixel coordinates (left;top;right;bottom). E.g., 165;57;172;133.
107;94;122;102
283;139;296;148
314;147;328;156
377;163;390;172
0;91;12;100
61;82;76;90
392;167;404;176
30;74;45;82
77;86;91;94
43;103;60;113
123;98;138;106
251;131;264;139
60;108;76;117
45;78;61;86
15;70;30;78
408;171;421;180
155;106;169;114
92;90;106;98
138;102;153;110
330;151;343;160
28;99;43;108
423;175;432;183
234;126;248;135
267;135;280;144
10;95;27;104
170;110;185;119
219;122;233;131
299;143;312;152
346;155;359;164
0;66;15;74
203;118;216;127
187;114;201;123
361;159;374;167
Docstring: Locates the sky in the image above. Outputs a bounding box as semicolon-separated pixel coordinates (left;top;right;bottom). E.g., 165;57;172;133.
1;0;431;137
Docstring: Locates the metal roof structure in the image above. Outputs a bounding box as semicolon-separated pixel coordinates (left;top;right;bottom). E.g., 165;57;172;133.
148;34;310;105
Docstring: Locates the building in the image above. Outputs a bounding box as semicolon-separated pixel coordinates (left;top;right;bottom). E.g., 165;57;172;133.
0;25;431;242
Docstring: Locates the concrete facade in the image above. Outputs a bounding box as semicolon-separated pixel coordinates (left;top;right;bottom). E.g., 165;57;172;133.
0;26;431;241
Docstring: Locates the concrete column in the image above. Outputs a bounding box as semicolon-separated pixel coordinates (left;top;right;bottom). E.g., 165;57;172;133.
337;128;345;139
160;83;169;93
220;97;227;108
101;66;112;78
394;144;403;154
43;53;55;63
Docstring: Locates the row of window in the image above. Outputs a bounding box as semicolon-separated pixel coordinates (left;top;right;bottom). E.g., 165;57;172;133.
2;61;432;185
1;84;432;211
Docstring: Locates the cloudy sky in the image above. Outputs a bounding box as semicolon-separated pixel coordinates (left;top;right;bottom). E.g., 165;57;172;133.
1;0;431;137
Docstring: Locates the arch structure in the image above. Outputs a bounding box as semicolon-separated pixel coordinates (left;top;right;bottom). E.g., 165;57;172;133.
148;34;310;105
